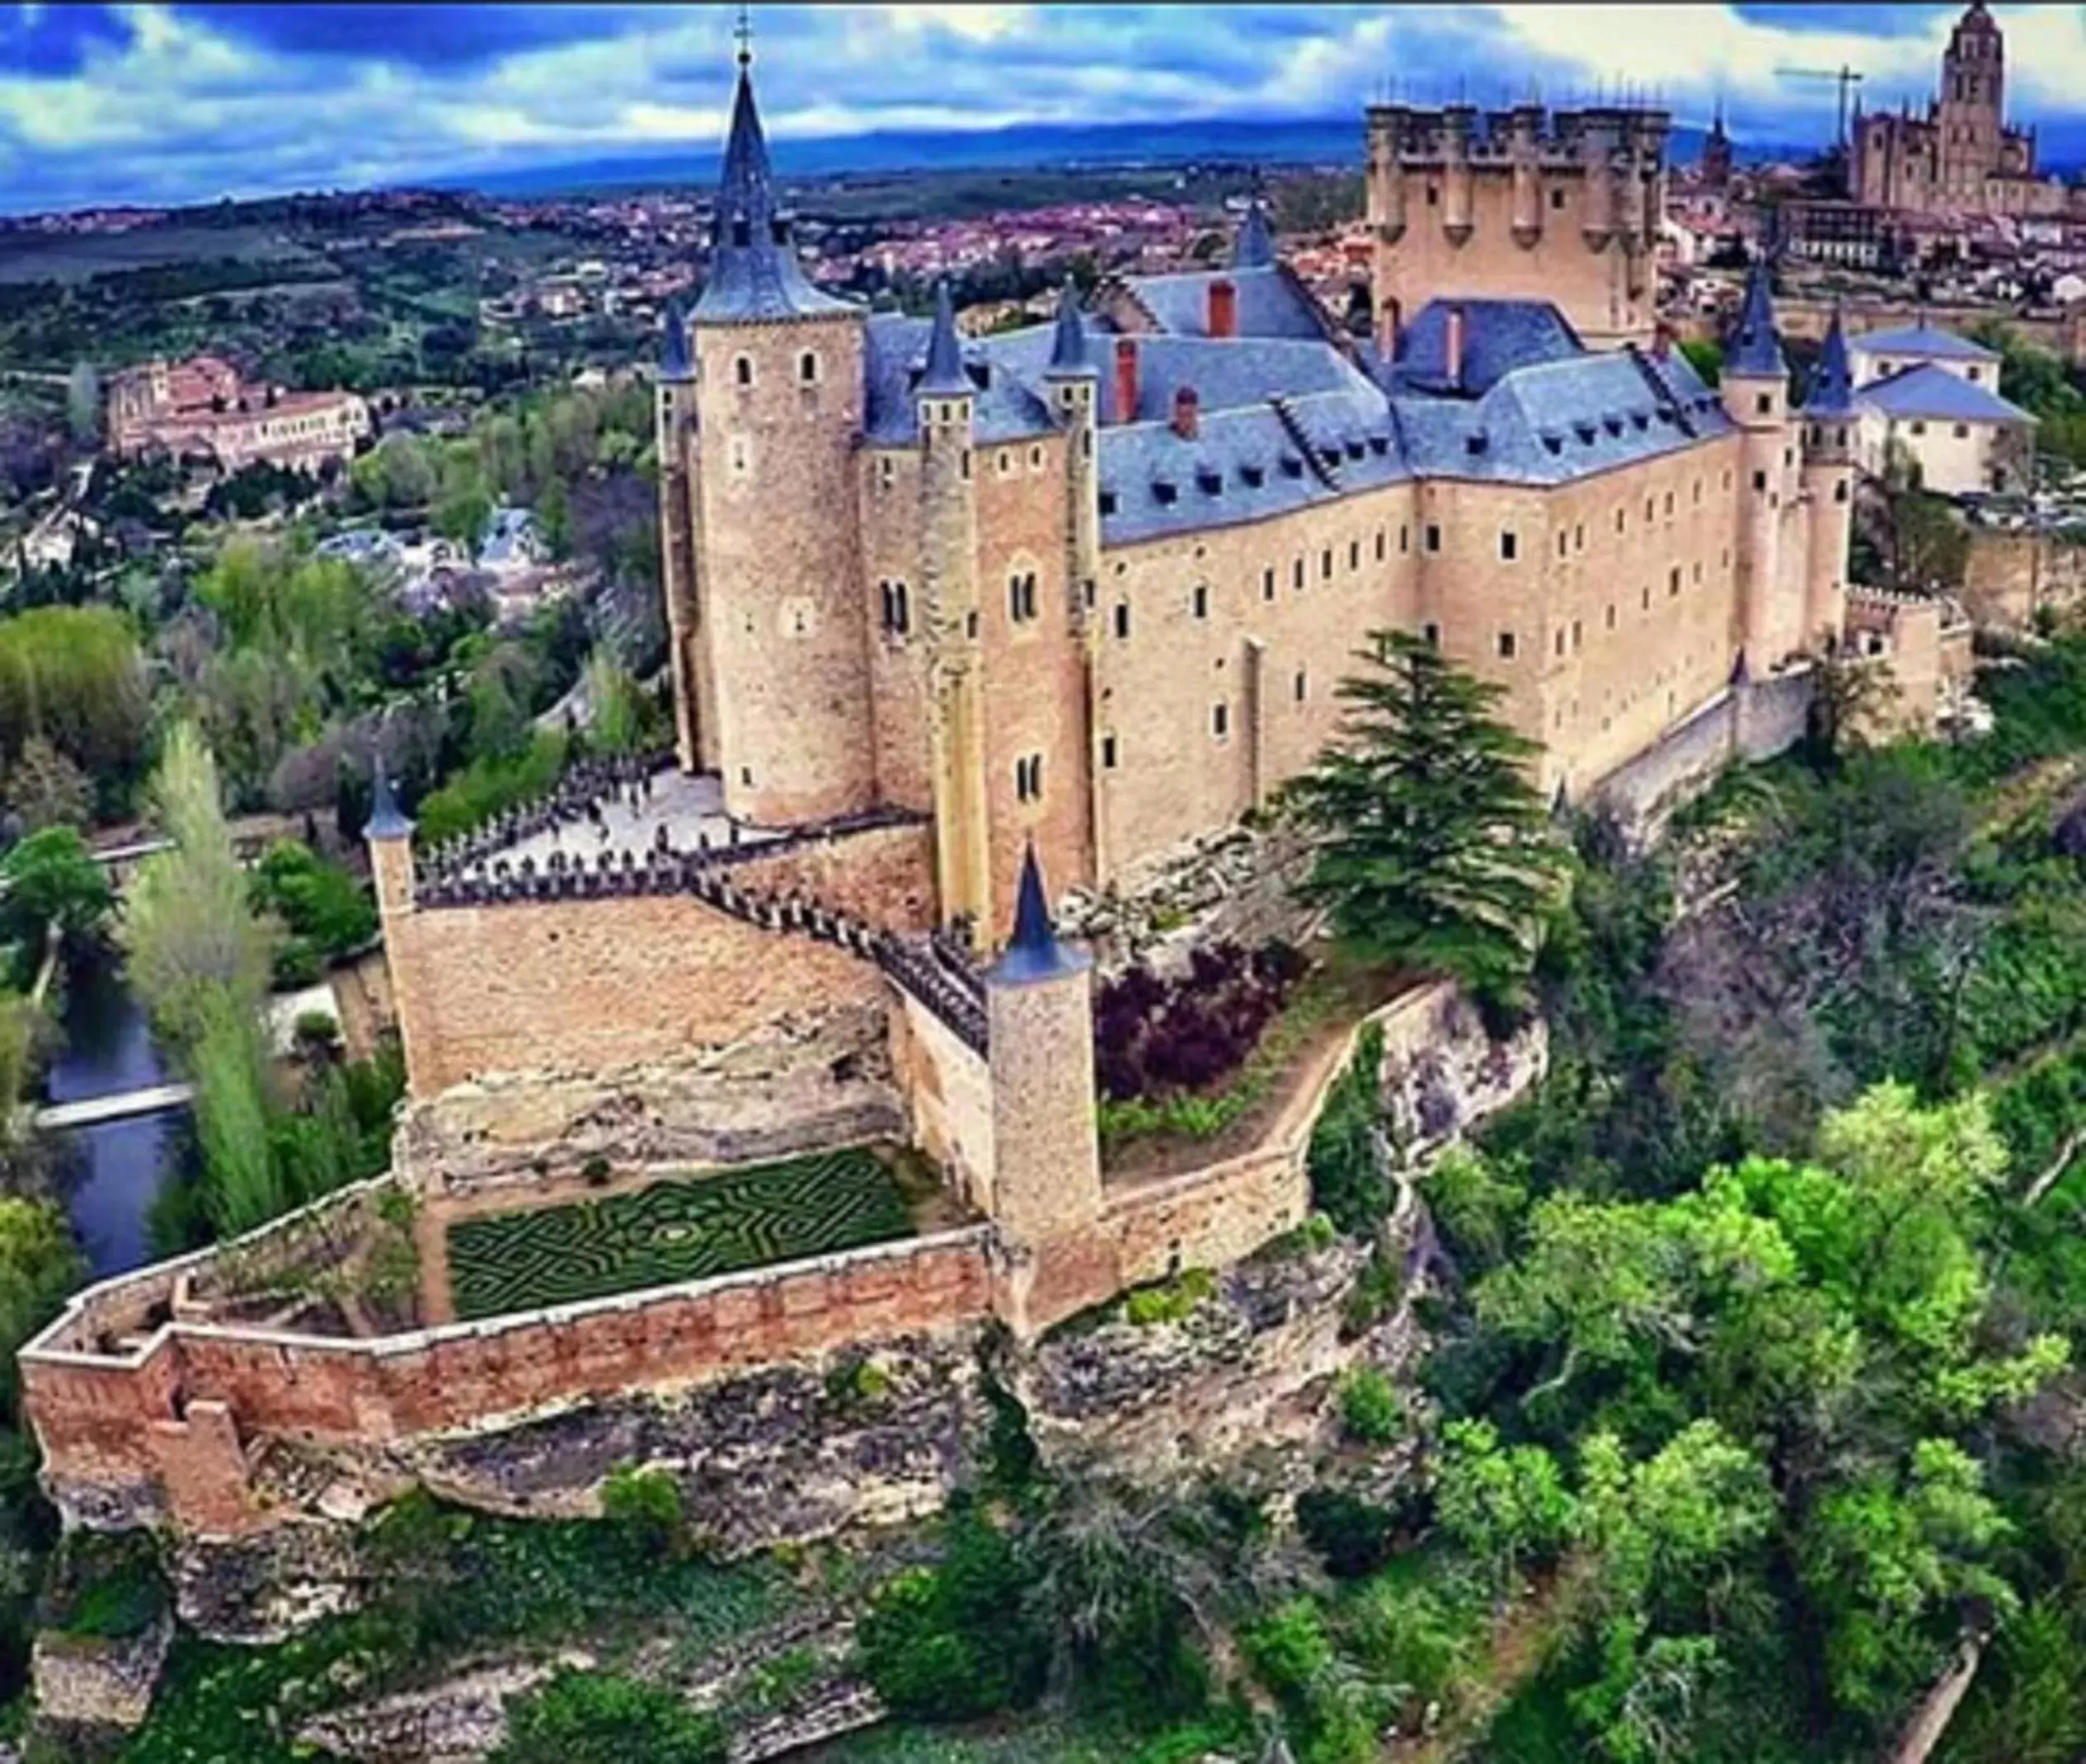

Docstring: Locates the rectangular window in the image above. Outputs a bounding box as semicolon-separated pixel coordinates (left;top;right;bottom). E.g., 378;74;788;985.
1101;734;1118;770
1422;621;1440;648
1211;702;1229;739
1400;524;1410;554
1293;557;1304;589
1014;754;1044;802
1755;392;1772;415
877;457;895;490
1669;566;1681;596
1374;530;1386;562
1008;572;1038;622
1320;547;1333;580
1114;602;1130;640
1575;523;1585;551
1500;530;1518;561
1752;470;1767;492
1952;422;1970;439
1294;669;1308;701
1605;603;1617;631
1192;584;1209;619
1615;507;1625;533
1554;628;1566;658
1348;540;1360;571
1425;523;1442;553
1261;566;1276;602
1663;490;1674;516
1498;631;1517;659
1572;618;1582;650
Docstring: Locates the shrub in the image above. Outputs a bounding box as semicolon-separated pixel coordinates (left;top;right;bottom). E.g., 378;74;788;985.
1309;1023;1386;1235
491;1668;725;1764
599;1464;685;1557
38;1531;165;1641
1337;1367;1403;1445
1094;940;1306;1103
855;1506;1044;1722
1123;1267;1216;1326
1340;1243;1402;1338
1295;1487;1398;1579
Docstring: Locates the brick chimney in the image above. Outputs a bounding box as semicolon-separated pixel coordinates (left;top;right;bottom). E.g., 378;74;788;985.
1445;303;1466;390
1114;337;1139;424
1207;278;1238;340
1172;385;1200;440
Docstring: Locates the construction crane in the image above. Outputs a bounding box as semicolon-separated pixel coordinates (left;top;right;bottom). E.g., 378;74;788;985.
1775;63;1866;153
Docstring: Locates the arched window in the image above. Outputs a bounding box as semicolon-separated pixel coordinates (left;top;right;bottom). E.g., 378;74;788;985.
734;354;754;387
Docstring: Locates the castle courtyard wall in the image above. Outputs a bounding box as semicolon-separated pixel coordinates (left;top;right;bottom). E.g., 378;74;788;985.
386;889;888;1096
887;991;997;1216
24;1229;995;1536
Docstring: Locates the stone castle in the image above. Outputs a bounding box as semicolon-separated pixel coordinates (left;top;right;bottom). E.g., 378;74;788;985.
1853;2;2074;219
19;44;1948;1544
106;354;371;474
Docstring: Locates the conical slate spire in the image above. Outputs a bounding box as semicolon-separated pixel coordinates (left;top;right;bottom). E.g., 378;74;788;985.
693;51;853;324
1046;280;1092;374
1233;200;1276;270
366;756;411;841
918;278;971;396
988;842;1088;985
1726;253;1786;379
1804;305;1858;416
660;296;692;380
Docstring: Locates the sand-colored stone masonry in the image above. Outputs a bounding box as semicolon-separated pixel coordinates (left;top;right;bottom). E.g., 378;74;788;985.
1367;106;1665;348
975;429;1093;935
889;990;997;1217
859;445;934;815
384;889;886;1098
693;314;877;827
24;1231;995;1536
1963;525;2086;631
1093;485;1419;884
725;819;936;932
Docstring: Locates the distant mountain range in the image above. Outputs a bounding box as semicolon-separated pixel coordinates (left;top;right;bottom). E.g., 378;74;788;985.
436;115;1739;200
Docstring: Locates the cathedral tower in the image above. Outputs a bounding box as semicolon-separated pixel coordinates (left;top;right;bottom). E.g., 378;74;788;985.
686;44;875;826
1937;1;2004;205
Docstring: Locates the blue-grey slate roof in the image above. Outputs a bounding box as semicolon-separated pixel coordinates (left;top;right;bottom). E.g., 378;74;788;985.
693;63;856;325
1390;299;1585;396
1853;323;2000;364
863;315;1058;445
919;280;970;395
1860;362;2029;425
1804;310;1858;418
1047;284;1092;374
1120;264;1327;341
1726;258;1786;380
1233;204;1276;270
660;298;692;380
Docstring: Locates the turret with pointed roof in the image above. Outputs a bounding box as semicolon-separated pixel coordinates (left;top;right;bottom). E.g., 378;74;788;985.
1045;279;1093;377
1725;254;1786;380
1233;201;1276;271
989;844;1088;986
918;278;971;396
366;756;412;841
1803;305;1858;418
693;43;854;325
659;296;693;382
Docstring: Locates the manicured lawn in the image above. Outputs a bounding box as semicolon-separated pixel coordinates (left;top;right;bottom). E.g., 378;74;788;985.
447;1145;917;1321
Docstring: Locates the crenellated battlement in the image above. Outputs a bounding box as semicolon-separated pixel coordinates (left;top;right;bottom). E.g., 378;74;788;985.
1365;101;1670;167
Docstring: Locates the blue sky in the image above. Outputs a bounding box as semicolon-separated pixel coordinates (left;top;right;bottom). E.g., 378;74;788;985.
3;3;2084;213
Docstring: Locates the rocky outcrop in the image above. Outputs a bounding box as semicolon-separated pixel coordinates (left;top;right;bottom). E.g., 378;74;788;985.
1377;988;1547;1161
173;1518;371;1644
1059;823;1320;978
396;1003;902;1199
29;1609;172;1733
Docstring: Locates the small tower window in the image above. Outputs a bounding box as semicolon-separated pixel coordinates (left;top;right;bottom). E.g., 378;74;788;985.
1014;754;1044;802
1755;392;1771;415
1261;566;1276;602
1400;524;1411;554
1497;631;1517;659
1211;702;1229;739
1321;547;1333;580
1192;584;1209;620
735;354;754;387
1374;530;1386;562
1114;602;1130;640
1499;530;1518;561
1422;622;1440;647
877;456;895;490
1348;539;1360;571
798;350;819;384
1549;187;1566;209
1101;734;1118;770
1293;557;1304;589
1294;668;1308;701
1009;571;1039;623
1425;523;1442;553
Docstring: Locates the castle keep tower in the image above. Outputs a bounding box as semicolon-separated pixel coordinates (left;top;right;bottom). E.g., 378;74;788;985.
1800;308;1858;654
686;45;876;826
1366;102;1668;350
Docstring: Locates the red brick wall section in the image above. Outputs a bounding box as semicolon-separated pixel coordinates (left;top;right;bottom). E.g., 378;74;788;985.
24;1232;994;1534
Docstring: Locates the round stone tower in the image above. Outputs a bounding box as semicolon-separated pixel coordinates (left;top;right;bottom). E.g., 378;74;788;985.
1721;256;1795;670
655;298;712;772
1800;307;1858;654
688;45;875;827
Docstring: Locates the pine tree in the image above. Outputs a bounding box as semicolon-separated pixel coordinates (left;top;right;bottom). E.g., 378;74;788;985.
1285;630;1567;1017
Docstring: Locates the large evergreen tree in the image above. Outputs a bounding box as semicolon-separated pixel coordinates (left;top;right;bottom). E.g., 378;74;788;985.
1285;630;1567;1016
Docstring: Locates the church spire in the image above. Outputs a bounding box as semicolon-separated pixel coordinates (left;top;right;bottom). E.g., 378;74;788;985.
1233;199;1276;270
693;26;853;325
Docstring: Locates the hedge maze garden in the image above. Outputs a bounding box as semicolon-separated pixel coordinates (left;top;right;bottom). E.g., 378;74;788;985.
446;1145;918;1321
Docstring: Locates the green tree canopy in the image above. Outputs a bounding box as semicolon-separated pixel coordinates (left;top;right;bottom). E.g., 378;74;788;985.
1284;630;1567;1017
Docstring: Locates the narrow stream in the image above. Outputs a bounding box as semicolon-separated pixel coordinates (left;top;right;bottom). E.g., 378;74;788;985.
44;953;192;1278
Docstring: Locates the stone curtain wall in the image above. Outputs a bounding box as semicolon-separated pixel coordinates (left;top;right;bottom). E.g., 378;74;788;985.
388;889;889;1095
23;1229;994;1536
1964;525;2086;631
889;989;998;1216
1594;668;1816;837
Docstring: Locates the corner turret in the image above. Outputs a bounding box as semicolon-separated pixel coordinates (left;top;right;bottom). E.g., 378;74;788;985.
918;279;972;396
1722;254;1799;669
1233;201;1276;270
364;758;415;924
1799;305;1857;653
1724;256;1787;383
